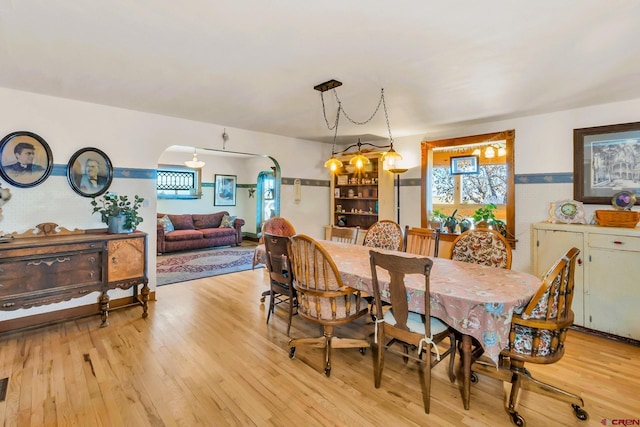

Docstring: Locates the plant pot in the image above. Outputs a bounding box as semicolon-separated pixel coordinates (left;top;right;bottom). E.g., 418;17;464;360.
108;214;133;234
459;220;471;233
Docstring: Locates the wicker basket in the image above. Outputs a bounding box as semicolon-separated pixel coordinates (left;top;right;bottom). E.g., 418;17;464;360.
595;210;640;228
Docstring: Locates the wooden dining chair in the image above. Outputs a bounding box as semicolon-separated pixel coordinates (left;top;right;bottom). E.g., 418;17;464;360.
253;216;296;269
363;220;404;251
471;247;588;426
254;217;296;303
263;233;297;336
287;234;370;377
329;225;359;244
449;227;512;269
369;250;457;414
404;226;440;257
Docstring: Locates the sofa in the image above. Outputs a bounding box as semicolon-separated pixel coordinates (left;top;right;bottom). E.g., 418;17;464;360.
156;211;245;254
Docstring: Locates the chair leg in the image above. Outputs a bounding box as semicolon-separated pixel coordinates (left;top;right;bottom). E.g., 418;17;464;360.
323;326;334;377
374;327;386;388
266;290;275;324
447;332;457;383
418;349;431;414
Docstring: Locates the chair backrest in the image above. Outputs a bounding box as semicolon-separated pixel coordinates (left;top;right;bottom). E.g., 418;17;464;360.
288;234;367;323
259;217;296;243
363;220;404;251
369;250;434;336
505;247;580;363
450;227;512;269
404;226;440;257
263;233;293;287
329;225;359;244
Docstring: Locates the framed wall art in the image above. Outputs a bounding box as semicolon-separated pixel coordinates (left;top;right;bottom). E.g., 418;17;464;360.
450;155;479;175
574;121;640;204
67;147;114;197
214;174;237;206
0;131;53;188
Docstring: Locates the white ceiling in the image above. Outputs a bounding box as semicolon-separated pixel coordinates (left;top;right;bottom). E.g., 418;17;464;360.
2;1;640;145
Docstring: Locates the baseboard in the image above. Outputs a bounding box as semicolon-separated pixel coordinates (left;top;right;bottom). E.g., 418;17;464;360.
570;325;640;346
0;291;156;335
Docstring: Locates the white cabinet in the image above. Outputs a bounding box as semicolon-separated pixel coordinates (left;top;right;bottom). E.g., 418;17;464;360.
532;222;640;340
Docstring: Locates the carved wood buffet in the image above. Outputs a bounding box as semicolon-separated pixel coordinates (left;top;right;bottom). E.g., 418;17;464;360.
0;223;149;332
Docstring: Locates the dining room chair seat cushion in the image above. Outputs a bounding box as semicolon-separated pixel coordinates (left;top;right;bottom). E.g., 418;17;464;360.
383;309;449;335
299;293;367;321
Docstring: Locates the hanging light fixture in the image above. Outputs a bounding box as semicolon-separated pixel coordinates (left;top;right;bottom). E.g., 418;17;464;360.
316;80;402;171
185;147;205;168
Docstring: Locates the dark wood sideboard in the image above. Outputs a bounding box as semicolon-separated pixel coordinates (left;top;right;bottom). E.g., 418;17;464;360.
0;223;149;332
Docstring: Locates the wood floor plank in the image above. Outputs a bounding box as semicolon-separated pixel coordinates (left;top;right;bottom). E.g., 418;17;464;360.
1;268;639;426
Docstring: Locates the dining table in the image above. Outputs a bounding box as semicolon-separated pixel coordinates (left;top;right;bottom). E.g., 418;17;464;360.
256;239;542;410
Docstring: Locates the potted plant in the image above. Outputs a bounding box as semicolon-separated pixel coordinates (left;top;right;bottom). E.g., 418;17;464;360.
429;208;447;231
91;193;144;234
472;203;506;236
444;208;458;233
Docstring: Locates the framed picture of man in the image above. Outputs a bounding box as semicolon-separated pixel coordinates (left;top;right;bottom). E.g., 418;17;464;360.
66;147;114;197
214;174;237;206
0;131;54;188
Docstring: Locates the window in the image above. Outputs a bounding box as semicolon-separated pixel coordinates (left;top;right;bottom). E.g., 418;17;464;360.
157;165;202;199
421;130;515;247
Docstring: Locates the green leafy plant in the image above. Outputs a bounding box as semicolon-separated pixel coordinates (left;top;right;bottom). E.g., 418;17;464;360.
472;203;506;235
91;193;144;231
431;208;448;222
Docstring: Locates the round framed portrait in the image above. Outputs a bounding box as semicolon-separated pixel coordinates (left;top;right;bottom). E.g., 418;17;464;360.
0;131;54;188
67;147;114;197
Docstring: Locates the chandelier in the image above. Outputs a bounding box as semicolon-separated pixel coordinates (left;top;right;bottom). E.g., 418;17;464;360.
316;79;402;171
184;148;205;169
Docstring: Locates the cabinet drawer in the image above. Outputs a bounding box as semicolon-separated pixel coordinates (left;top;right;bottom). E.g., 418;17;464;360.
588;234;640;252
0;251;103;297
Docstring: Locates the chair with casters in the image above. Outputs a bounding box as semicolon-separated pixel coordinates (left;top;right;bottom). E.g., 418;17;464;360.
363;219;404;251
253;216;296;302
329;225;359;244
263;233;297;336
449;227;512;269
368;250;457;414
404;226;440;257
471;247;588;426
287;234;370;377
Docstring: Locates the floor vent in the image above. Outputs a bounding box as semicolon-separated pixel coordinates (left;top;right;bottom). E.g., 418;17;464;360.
0;377;8;402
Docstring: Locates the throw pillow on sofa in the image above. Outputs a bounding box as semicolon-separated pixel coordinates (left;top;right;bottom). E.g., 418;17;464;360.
219;214;236;228
158;215;175;233
167;214;195;230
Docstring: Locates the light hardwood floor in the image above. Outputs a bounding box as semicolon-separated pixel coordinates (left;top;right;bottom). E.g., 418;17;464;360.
1;268;639;426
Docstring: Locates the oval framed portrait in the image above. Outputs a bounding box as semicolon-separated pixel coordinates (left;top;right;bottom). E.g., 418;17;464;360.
0;131;54;188
67;147;114;197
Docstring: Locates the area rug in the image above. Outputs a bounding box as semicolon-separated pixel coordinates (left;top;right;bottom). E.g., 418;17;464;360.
156;245;257;286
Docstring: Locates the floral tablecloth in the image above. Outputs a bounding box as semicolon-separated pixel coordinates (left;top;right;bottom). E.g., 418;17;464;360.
256;239;541;364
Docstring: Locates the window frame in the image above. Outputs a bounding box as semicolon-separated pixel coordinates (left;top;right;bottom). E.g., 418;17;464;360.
421;130;516;248
156;164;203;199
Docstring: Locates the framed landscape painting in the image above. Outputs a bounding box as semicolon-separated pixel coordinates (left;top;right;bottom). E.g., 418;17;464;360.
214;174;236;206
574;121;640;204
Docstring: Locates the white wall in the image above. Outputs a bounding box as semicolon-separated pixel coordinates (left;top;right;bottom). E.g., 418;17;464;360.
391;97;640;272
2;85;639;322
0;87;329;321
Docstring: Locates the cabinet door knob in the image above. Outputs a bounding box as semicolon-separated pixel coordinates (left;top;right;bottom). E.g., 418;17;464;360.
112;257;117;263
577;258;582;265
612;241;624;245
